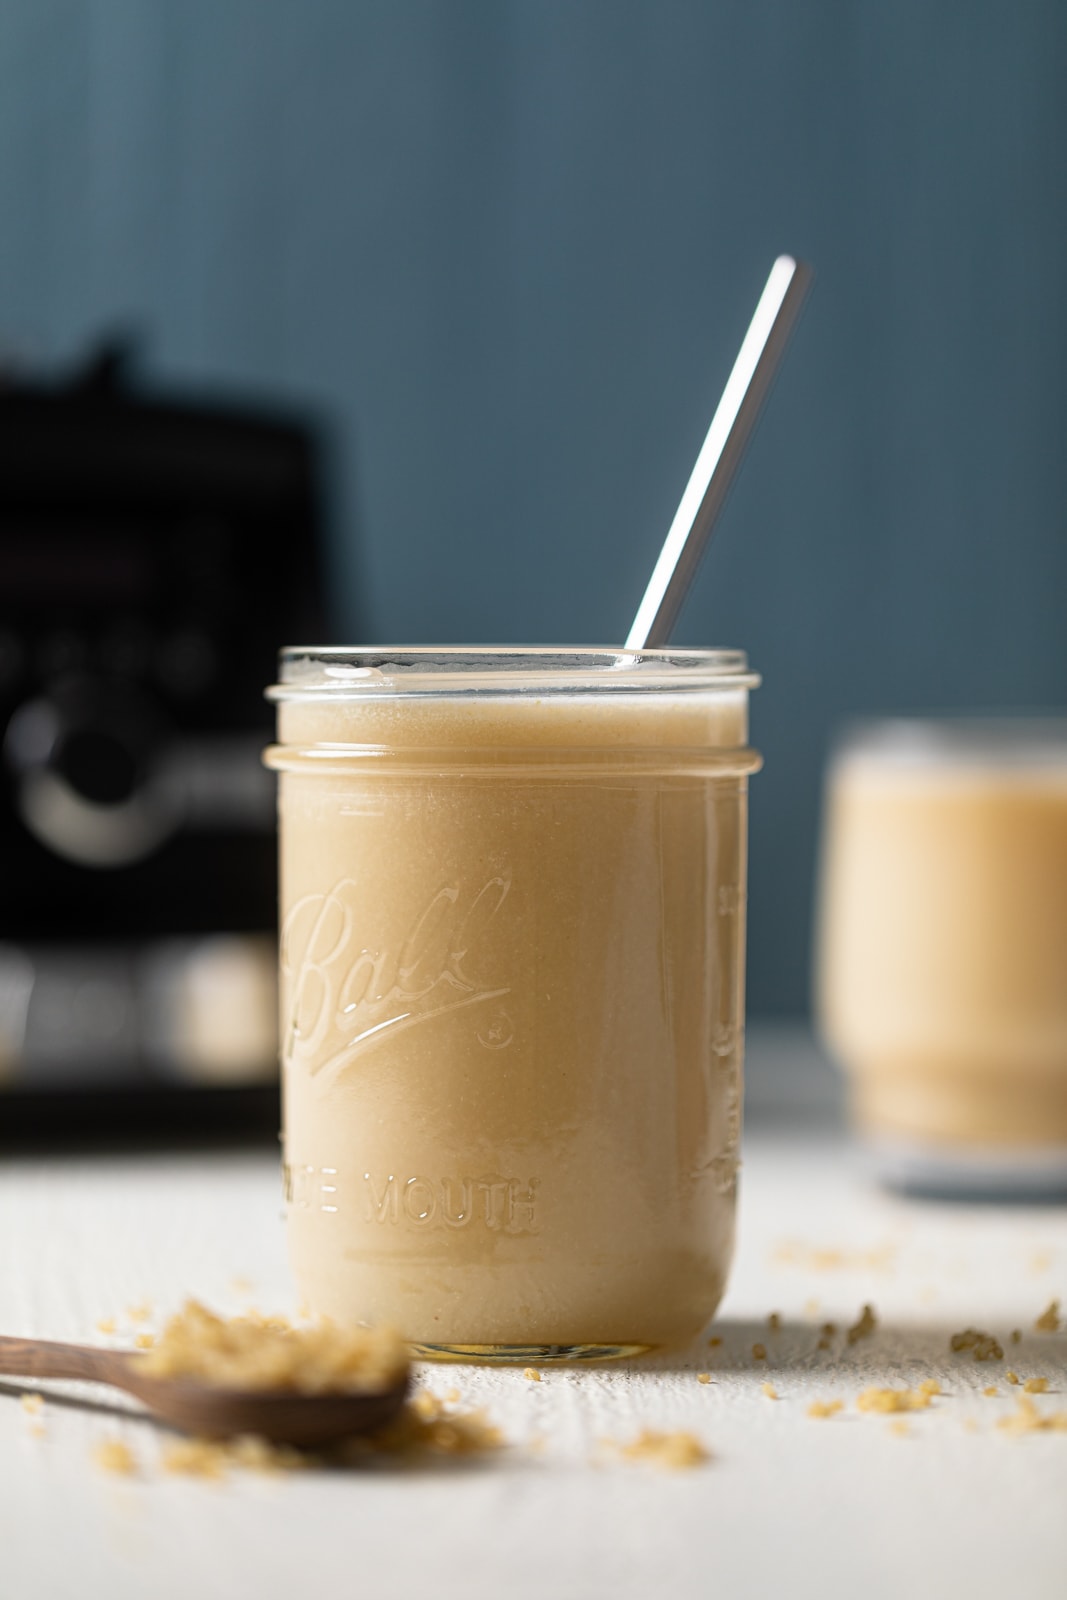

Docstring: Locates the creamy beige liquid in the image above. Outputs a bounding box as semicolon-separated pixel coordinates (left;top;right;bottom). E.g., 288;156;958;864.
270;688;755;1352
817;751;1067;1150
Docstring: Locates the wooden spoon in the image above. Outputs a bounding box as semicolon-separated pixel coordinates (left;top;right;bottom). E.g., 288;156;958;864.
0;1334;410;1448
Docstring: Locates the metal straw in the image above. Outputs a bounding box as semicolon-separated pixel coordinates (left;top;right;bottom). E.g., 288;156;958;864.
626;255;812;650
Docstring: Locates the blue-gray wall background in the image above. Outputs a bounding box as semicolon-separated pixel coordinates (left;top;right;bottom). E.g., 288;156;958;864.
2;1;1065;1015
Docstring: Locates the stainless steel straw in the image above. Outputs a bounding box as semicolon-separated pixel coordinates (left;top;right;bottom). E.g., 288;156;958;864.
626;255;812;650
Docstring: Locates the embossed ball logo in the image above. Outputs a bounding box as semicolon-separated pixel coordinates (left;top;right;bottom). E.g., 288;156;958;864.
280;876;513;1084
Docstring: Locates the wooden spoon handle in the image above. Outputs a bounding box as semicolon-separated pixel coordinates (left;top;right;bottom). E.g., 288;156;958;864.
0;1335;128;1386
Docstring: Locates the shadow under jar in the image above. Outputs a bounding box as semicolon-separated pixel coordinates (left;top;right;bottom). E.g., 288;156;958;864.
264;648;760;1361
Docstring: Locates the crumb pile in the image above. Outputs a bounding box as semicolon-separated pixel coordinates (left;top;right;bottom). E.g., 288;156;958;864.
846;1304;878;1345
950;1328;1004;1362
94;1439;138;1476
807;1399;844;1419
1034;1300;1061;1333
139;1301;409;1395
365;1389;505;1459
617;1429;709;1469
856;1382;939;1415
94;1387;505;1481
997;1396;1067;1436
161;1435;307;1479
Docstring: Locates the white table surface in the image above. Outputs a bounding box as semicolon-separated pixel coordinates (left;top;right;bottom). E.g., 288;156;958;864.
1;1116;1065;1600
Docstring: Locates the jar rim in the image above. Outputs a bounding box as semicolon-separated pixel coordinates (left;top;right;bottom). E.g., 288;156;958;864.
268;646;758;700
830;713;1067;769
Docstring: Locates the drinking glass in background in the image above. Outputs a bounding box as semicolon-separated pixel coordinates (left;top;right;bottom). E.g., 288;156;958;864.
814;717;1067;1196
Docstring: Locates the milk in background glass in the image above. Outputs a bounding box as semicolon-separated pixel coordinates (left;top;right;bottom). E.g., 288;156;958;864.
816;718;1067;1195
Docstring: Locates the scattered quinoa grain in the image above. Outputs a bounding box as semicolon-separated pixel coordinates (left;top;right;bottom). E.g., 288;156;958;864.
522;1367;541;1382
95;1317;117;1335
94;1439;138;1477
126;1302;152;1324
983;1386;998;1397
617;1429;709;1469
949;1328;1003;1362
707;1336;722;1348
230;1435;307;1473
134;1333;155;1350
751;1343;767;1361
361;1392;504;1459
856;1386;936;1414
1010;1329;1022;1344
1023;1377;1049;1394
767;1312;781;1332
1034;1300;1061;1333
20;1394;43;1415
918;1379;941;1397
807;1399;844;1420
1007;1371;1021;1385
696;1372;712;1385
761;1383;778;1400
888;1421;910;1438
97;1376;501;1477
162;1439;231;1479
998;1396;1067;1435
846;1304;877;1345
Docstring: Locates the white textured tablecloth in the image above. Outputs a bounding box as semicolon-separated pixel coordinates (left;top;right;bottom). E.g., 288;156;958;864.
1;1127;1065;1600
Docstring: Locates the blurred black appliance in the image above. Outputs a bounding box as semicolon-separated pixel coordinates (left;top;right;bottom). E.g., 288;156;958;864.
0;341;325;1138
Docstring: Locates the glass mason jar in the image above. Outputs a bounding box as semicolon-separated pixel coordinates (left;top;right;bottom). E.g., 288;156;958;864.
815;717;1067;1196
265;648;761;1360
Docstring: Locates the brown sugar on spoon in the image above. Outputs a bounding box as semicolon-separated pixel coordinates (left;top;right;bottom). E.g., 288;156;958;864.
0;1301;411;1451
140;1301;408;1393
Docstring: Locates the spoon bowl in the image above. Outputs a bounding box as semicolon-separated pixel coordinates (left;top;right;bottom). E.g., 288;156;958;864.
127;1366;411;1448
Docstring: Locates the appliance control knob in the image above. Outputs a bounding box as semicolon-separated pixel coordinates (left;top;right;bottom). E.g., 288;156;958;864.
2;680;181;869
